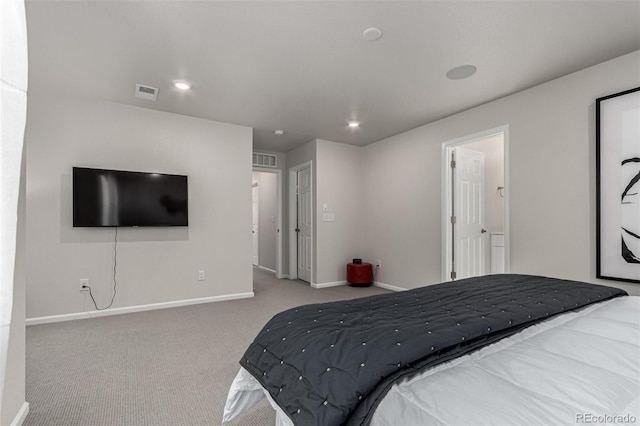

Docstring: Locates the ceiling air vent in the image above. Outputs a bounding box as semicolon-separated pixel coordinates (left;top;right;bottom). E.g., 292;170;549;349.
253;152;277;168
135;84;159;101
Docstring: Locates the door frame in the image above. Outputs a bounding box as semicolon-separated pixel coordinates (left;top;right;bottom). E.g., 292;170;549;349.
251;182;259;266
288;161;313;282
441;125;510;281
253;167;284;278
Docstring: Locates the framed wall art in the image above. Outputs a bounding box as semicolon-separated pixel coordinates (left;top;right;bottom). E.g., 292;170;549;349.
596;86;640;283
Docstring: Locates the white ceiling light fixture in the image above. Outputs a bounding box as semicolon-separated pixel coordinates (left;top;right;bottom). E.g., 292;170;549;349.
173;80;192;90
274;129;284;136
446;65;477;80
363;27;383;41
348;121;360;129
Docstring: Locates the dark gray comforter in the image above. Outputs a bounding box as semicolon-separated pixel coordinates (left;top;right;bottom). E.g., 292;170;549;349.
240;274;626;425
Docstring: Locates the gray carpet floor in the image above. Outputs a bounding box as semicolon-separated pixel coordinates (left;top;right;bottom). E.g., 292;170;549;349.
25;268;389;425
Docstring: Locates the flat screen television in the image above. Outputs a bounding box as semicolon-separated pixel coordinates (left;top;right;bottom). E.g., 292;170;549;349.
73;167;188;227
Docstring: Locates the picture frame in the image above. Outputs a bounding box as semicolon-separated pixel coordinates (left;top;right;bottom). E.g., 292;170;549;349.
596;87;640;284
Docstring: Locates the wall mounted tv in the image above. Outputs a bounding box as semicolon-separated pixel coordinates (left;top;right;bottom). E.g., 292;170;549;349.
73;167;188;227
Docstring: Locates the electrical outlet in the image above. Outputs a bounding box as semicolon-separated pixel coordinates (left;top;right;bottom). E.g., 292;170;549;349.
198;270;205;281
376;260;382;269
79;278;89;292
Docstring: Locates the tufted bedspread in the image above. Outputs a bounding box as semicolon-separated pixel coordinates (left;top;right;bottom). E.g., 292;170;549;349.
239;274;626;425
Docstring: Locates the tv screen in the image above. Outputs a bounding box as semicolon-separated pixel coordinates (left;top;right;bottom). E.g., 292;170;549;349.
73;167;188;227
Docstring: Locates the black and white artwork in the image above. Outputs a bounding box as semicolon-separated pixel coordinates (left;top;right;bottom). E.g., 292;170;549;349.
597;87;640;284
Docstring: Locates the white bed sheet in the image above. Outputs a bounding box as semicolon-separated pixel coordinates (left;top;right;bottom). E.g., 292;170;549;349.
223;296;640;426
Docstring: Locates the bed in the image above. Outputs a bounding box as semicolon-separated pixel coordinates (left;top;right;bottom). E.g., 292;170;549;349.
222;274;640;425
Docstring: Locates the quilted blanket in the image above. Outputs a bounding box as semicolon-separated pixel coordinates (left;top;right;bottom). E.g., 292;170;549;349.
239;274;626;425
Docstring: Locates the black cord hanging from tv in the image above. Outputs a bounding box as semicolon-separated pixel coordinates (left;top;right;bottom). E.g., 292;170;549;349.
85;227;118;311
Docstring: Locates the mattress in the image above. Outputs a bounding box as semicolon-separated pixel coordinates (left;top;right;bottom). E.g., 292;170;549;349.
233;275;625;425
224;295;640;425
371;295;640;425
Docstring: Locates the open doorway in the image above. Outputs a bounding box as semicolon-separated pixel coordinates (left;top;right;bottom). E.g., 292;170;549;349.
252;182;260;266
442;126;510;281
252;168;283;278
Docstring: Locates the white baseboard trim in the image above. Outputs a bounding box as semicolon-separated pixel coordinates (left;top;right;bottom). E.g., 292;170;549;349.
277;274;289;279
26;292;255;326
374;281;405;292
256;265;277;274
11;402;29;426
311;280;347;289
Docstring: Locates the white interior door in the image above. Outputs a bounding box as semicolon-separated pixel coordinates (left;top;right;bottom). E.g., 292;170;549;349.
252;185;259;266
297;167;312;282
454;146;485;279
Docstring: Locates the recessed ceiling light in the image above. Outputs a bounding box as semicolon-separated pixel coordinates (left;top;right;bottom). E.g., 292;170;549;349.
274;130;284;136
348;121;360;128
446;65;477;80
173;80;192;90
363;27;383;41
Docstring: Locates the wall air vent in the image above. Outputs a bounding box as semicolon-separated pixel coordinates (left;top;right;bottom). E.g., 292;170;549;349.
253;152;277;168
135;84;159;101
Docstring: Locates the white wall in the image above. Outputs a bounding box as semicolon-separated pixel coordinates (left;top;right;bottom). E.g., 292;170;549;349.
315;140;363;285
362;131;441;288
362;51;640;295
288;140;316;170
252;172;278;272
286;139;365;286
26;91;254;319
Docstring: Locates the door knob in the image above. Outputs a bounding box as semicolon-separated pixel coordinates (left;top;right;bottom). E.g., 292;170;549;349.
481;229;487;234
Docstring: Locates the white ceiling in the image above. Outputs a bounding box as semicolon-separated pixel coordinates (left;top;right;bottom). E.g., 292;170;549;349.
25;1;640;153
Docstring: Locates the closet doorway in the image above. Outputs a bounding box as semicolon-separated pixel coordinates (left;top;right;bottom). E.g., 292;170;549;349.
252;168;283;278
442;126;510;281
